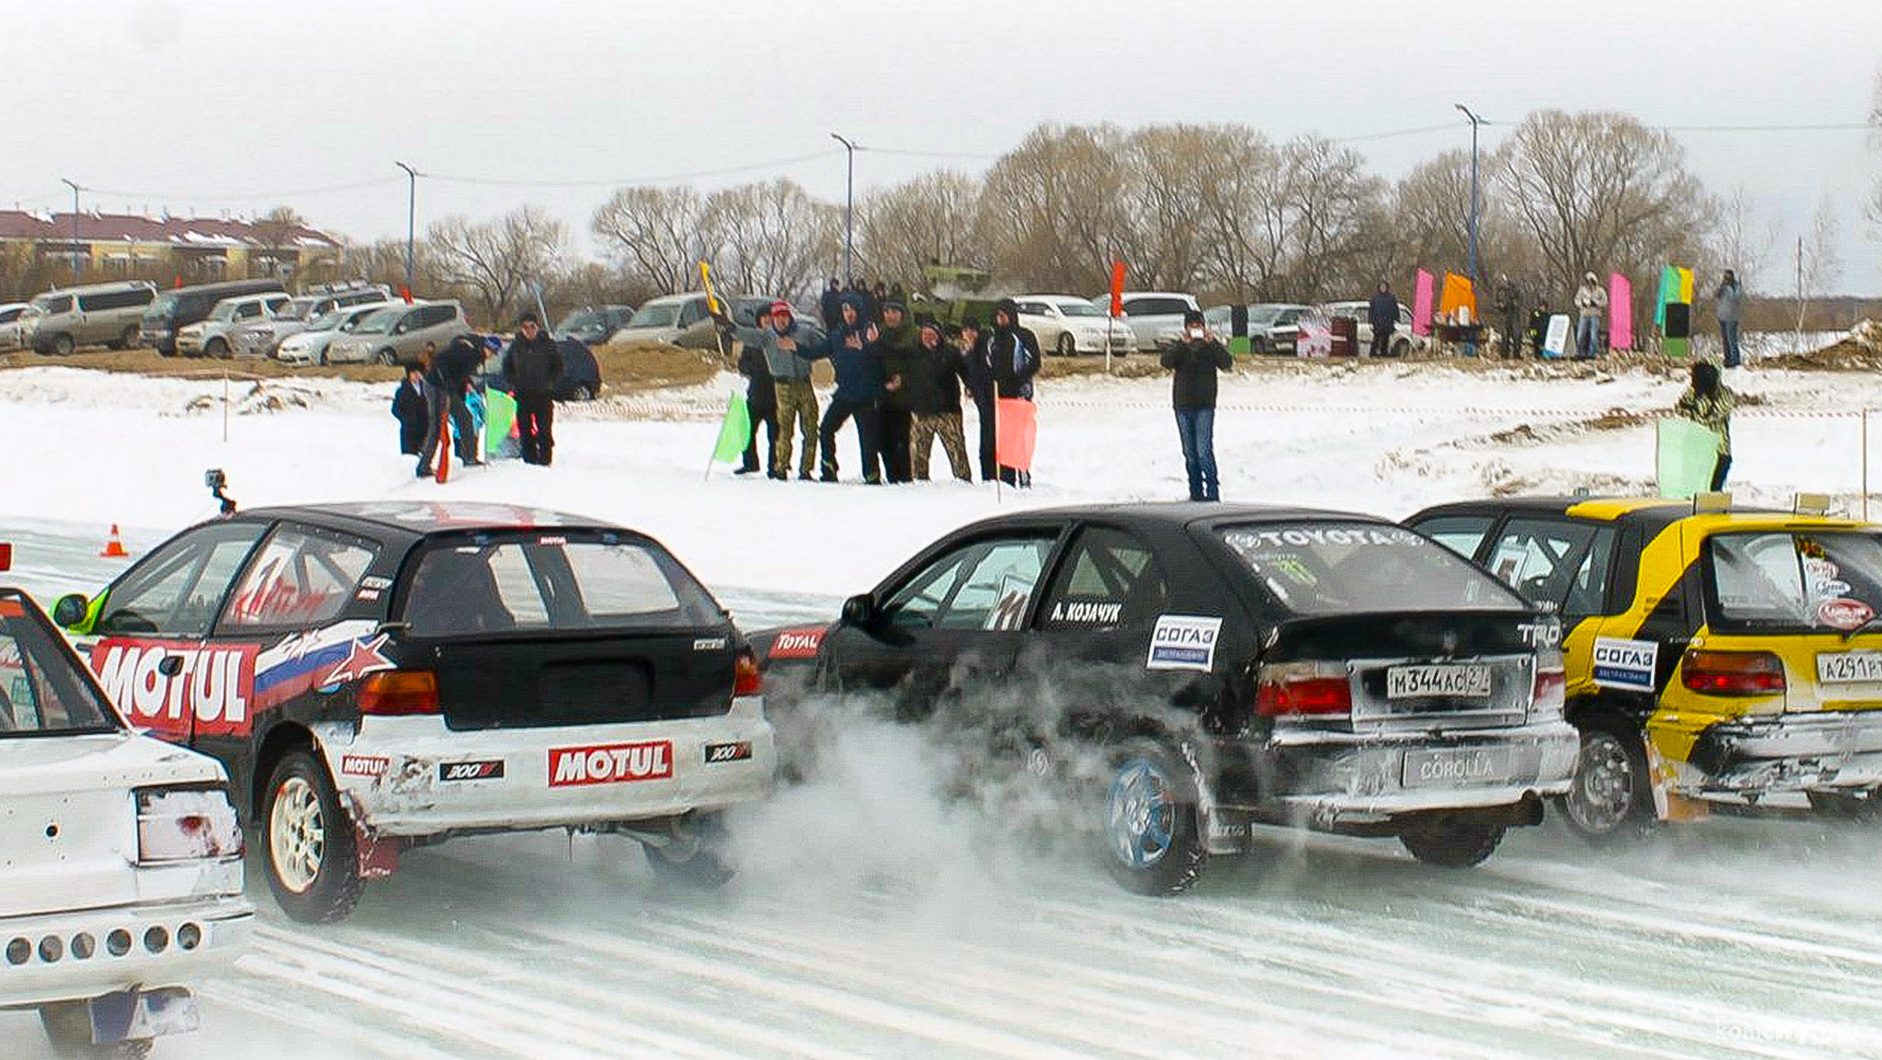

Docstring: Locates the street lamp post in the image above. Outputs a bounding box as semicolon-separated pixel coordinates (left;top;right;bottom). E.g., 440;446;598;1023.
59;178;81;283
394;161;418;292
830;133;857;286
1453;104;1483;288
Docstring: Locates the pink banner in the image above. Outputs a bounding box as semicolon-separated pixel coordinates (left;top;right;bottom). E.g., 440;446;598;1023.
1412;269;1435;336
1608;272;1633;351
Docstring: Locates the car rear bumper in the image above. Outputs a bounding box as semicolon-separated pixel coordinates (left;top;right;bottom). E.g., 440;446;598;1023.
314;698;776;838
1235;719;1579;829
0;896;253;1010
1681;709;1882;795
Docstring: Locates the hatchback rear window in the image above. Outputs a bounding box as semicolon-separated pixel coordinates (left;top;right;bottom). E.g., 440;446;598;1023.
0;594;117;737
1219;522;1523;615
1707;531;1882;632
402;534;722;636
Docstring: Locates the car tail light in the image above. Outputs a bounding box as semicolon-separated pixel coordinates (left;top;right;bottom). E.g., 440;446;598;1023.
359;670;440;715
1681;650;1786;696
1256;662;1353;717
734;647;763;697
1532;666;1567;716
135;786;243;863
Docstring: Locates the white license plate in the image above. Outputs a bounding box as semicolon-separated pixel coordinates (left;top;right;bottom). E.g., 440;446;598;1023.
1817;651;1882;684
1387;664;1493;699
1403;747;1516;788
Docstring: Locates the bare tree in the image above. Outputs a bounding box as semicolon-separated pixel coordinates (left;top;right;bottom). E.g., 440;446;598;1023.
1389;151;1474;278
1868;69;1882;239
858;170;984;291
590;186;710;294
1708;184;1779;290
250;205;307;279
1186;127;1284;301
1271;136;1389;302
978;123;1133;293
1795;194;1844;335
1492;110;1712;299
428;205;567;325
702;178;840;298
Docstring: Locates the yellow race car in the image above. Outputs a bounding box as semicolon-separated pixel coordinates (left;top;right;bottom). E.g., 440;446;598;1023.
1407;495;1882;838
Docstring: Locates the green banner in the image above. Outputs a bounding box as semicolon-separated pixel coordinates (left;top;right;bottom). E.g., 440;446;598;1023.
711;391;751;464
484;388;516;456
1657;417;1721;498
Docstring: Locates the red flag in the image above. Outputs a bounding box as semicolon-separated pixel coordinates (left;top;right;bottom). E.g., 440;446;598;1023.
994;398;1037;473
1108;261;1127;317
399;286;415;305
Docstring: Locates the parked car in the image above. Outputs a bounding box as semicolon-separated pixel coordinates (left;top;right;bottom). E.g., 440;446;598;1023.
1323;300;1427;358
53;501;776;922
0;585;253;1057
674;296;820;352
0;301;31;350
141;279;287;357
175;292;294;358
231;282;390;358
1204;303;1314;355
274;301;397;366
480;337;604;401
1112;292;1202;353
1407;494;1882;840
753;503;1575;894
607;293;712;346
324;301;473;366
24;281;157;355
553;304;635;347
1014;295;1135;357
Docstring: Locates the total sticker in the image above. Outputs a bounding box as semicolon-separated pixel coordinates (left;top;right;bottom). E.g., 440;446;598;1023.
1147;615;1223;672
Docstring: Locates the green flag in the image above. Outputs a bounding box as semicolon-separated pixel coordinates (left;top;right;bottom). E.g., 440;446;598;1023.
484;388;516;456
711;391;751;464
1657;418;1721;498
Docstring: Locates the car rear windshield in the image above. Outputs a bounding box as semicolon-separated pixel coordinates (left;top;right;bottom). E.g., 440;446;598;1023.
0;594;118;737
1707;530;1882;632
401;533;723;636
627;304;681;328
1218;522;1524;616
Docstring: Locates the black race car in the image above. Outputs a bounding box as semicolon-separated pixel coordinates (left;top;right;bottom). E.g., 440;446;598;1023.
754;503;1578;894
53;501;774;922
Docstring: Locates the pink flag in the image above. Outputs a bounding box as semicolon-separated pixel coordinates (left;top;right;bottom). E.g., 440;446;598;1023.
1608;272;1633;351
995;398;1037;473
1412;269;1435;336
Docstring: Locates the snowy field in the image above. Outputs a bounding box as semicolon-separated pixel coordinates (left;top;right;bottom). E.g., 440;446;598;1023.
5;355;1882;1059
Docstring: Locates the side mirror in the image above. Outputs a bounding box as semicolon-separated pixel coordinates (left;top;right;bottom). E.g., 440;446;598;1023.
840;593;877;629
52;593;89;628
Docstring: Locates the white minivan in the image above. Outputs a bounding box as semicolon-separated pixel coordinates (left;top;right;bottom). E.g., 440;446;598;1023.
0;586;252;1057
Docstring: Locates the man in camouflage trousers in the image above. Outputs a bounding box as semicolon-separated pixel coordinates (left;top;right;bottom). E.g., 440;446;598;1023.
761;301;823;480
905;320;974;481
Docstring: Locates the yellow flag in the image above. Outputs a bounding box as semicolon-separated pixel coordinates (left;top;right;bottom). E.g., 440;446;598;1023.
699;261;720;315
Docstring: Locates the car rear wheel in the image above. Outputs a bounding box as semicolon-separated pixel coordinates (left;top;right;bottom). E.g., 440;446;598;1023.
1559;721;1653;842
569;384;595;401
1056;332;1076;357
205;337;229;359
263;750;362;923
375;349;397;367
318;347;329;366
39;1002;153;1058
1101;737;1207;895
1392;338;1411;358
119;325;140;350
1399;821;1504;867
51;333;75;357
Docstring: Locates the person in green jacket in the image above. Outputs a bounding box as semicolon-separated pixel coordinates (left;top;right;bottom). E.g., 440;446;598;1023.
1675;361;1736;490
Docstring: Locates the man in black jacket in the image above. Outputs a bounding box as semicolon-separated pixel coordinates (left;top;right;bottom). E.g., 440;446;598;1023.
875;302;919;484
732;305;779;474
1161;310;1232;501
906;320;973;481
979;298;1041;486
1367;282;1399;359
417;334;484;477
503;312;564;466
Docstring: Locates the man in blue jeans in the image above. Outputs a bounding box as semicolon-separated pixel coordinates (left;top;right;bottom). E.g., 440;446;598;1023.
1160;310;1233;501
1715;270;1744;368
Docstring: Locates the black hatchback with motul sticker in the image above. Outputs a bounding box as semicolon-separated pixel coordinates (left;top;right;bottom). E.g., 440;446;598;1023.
753;503;1578;895
51;501;774;923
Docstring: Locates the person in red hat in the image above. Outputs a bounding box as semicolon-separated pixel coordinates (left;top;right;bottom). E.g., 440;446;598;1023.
759;300;824;480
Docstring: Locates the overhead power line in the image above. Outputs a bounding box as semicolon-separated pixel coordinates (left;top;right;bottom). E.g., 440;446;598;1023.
421;150;842;189
76;175;403;202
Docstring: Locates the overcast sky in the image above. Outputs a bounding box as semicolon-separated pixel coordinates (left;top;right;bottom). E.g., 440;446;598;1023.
8;0;1880;294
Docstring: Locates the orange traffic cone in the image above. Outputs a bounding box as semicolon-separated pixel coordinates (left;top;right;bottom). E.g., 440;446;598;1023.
100;524;130;558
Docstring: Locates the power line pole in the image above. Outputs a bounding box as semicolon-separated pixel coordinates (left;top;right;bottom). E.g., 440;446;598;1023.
830;134;858;285
394;161;419;292
59;178;82;283
1453;104;1484;287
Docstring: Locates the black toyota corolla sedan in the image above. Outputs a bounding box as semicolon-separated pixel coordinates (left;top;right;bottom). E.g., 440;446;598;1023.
754;503;1577;895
